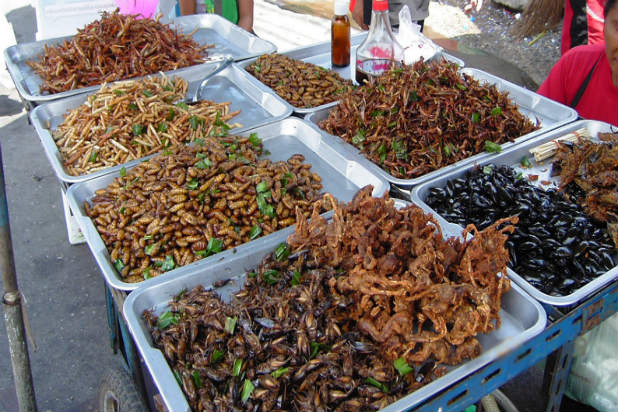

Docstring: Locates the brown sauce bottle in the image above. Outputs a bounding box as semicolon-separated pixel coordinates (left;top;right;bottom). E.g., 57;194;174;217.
332;1;351;67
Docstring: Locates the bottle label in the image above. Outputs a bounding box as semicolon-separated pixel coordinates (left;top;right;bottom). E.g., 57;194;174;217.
356;59;392;77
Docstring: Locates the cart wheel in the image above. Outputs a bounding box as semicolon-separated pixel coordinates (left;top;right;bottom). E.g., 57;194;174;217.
98;367;148;412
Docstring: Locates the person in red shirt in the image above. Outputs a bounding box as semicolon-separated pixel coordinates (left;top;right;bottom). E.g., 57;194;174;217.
538;0;618;126
562;0;606;55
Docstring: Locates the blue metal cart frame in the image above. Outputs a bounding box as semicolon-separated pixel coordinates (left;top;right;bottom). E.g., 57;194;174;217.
104;276;617;412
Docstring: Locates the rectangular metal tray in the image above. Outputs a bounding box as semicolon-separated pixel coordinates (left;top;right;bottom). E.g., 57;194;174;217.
123;200;546;412
238;35;465;115
305;67;578;188
4;13;276;104
410;120;618;306
29;63;294;185
66;117;389;291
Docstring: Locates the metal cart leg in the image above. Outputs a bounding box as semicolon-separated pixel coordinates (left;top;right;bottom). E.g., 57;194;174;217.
543;339;576;412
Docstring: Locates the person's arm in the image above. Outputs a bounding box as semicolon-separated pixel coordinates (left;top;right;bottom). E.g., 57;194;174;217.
179;0;196;15
237;0;254;33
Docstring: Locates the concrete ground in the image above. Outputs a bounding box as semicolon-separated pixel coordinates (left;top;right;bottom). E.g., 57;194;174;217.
0;1;563;411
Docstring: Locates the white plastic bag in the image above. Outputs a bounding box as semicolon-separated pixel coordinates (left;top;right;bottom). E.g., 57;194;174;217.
566;313;618;411
394;5;442;65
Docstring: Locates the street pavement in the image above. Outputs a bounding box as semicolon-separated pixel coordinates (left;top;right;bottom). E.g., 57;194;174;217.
0;1;549;411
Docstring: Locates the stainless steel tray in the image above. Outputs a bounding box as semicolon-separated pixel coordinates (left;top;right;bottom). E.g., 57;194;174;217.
66;117;389;291
123;201;546;412
4;13;276;104
29;63;294;185
305;67;578;188
238;35;465;115
411;120;618;306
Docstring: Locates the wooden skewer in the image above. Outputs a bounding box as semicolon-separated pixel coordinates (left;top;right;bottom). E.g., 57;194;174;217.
529;128;591;162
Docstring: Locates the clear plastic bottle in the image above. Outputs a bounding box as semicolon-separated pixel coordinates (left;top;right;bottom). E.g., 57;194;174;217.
331;1;351;67
355;0;404;84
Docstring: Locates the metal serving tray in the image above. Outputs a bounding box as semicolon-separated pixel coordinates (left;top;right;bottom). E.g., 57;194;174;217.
29;63;294;185
411;120;618;306
4;13;276;104
66;117;389;291
123;200;546;412
305;67;578;188
238;36;465;115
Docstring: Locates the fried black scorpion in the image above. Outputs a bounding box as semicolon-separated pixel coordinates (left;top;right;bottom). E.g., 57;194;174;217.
144;186;516;411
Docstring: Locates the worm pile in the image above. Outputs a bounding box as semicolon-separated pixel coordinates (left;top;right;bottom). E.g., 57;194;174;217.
245;54;354;108
144;187;515;411
319;59;539;179
85;139;324;283
53;74;239;176
27;10;211;94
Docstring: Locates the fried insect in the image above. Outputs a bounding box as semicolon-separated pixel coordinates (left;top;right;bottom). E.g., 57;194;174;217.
319;59;539;179
85;141;324;283
27;10;211;94
553;132;618;246
53;74;239;176
245;54;354;108
144;186;514;411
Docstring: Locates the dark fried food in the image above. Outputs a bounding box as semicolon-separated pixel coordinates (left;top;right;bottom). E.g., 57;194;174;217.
319;59;539;179
144;186;515;411
27;10;211;94
553;132;618;246
85;141;324;283
245;54;354;108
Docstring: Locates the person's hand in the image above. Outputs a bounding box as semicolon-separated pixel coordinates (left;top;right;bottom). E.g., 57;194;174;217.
463;0;483;14
351;0;368;30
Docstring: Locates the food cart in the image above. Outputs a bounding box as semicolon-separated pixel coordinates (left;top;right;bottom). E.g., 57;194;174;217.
3;9;617;412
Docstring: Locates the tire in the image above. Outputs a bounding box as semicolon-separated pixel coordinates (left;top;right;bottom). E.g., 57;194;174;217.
98;367;148;412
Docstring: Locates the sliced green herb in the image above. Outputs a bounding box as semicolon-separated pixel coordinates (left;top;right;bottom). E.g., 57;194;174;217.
456;83;467;91
145;244;157;256
274;243;290;262
409;91;419;102
173;370;182;386
520;156;532;168
142;266;152;280
241;379;254;403
157;311;179;329
247;271;257;278
192;371;202;388
187;178;199;190
113;259;125;273
158;122;168;132
377;84;385;92
160;255;175;271
89;151;98;163
142;90;153;97
249;225;262;240
370;110;385;117
232;359;243;377
167;108;176;121
483;165;494;175
491;107;503;116
291;269;301;286
484;141;502;153
310;341;329;359
211;349;225;363
366;377;389;393
262;269;279;285
163;84;174;92
394;357;414;376
128;102;138;111
443;143;457;157
248;133;261;147
119;206;125;215
516;172;524;180
189;115;200;130
352;129;366;145
471;112;481;123
175;102;188;110
271;367;289;378
387;120;397;128
132;124;144;136
224;316;237;334
256;181;269;193
207;237;223;255
195;158;212;169
194;138;205;146
113;89;124;96
120;167;127;177
253;63;261;72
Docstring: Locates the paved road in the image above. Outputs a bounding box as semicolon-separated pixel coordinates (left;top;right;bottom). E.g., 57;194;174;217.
0;1;549;411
